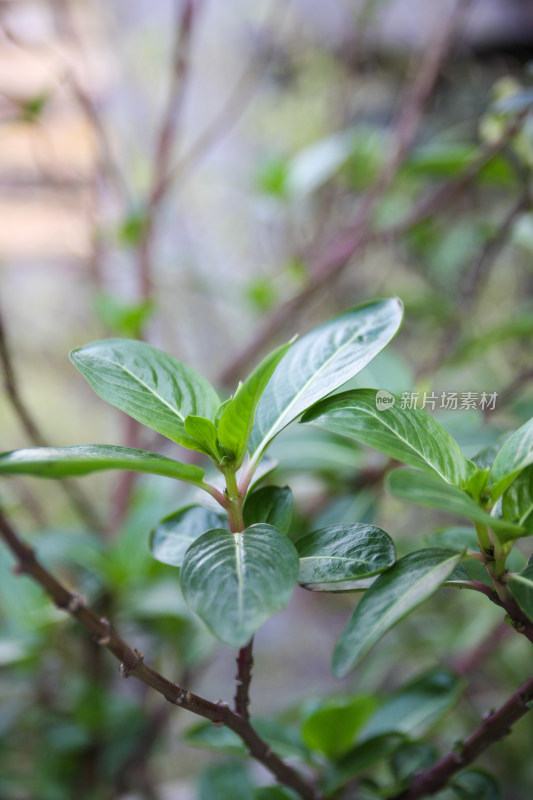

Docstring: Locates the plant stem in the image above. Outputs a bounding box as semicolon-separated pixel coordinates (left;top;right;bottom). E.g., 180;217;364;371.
224;468;245;533
389;674;533;799
474;523;492;557
0;508;323;800
235;638;254;720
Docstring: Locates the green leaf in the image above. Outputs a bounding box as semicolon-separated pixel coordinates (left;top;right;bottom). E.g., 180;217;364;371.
435;769;502;800
501;465;533;530
387;469;525;540
180;524;299;647
296;524;396;584
70;339;220;453
184;416;221;460
255;788;299;800
184;718;309;764
0;445;205;484
491;416;533;497
301;695;377;759
323;733;404;795
333;549;462;677
243;486;293;535
508;564;533;622
197;762;254;800
362;668;464;740
218;341;292;466
391;742;437;789
248;299;403;465
302;389;470;486
150;505;229;568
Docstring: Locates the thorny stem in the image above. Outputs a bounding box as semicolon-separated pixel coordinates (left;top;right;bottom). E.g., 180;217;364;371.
0;508;323;800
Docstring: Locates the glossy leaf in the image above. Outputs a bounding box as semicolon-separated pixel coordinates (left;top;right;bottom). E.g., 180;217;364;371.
491;416;533;497
248;299;403;465
70;339;220;452
150;505;228;568
333;549;462;677
387;469;525;540
180;524;299;647
362;668;464;740
296;524;396;584
302;389;470;485
217;341;292;466
243;486;293;535
0;445;205;484
501;465;533;531
183;416;220;460
508;564;533;622
301;695;377;759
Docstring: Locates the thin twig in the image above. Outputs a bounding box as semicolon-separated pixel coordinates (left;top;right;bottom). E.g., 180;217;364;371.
0;309;103;531
389;674;533;799
235;638;254;720
0;508;323;800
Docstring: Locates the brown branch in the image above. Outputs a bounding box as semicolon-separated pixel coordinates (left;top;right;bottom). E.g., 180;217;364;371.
234;638;254;720
0;308;103;532
137;0;200;301
0;508;323;800
389;674;533;799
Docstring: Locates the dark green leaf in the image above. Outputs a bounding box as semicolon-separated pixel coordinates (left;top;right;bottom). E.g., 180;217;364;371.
180;524;299;647
491;416;533;497
249;299;403;466
333;549;462;677
301;695;377;758
435;769;502;800
70;339;220;453
0;445;205;484
362;668;464;740
218;341;292;466
387;469;525;540
508;564;533;622
296;524;396;584
391;742;437;788
323;734;404;795
302;389;470;486
150;505;229;568
243;486;293;535
197;761;254;800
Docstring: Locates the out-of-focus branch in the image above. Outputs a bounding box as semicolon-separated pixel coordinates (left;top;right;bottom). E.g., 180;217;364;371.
219;0;470;386
389;674;533;799
137;0;200;300
0;309;103;531
0;508;324;800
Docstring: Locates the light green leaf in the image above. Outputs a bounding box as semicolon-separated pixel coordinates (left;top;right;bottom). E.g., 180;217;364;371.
501;465;533;530
248;299;403;466
387;469;525;540
362;668;464;740
491;416;533;497
218;341;292;466
508;564;533;622
333;549;462;677
301;695;377;759
0;445;205;484
243;486;293;535
184;416;220;460
296;524;396;584
180;524;299;647
150;505;229;568
70;339;220;452
302;389;470;485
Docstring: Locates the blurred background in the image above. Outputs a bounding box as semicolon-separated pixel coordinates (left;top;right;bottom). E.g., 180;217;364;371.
1;0;533;798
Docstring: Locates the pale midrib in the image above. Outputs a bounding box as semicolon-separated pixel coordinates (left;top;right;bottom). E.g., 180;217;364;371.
233;533;245;624
343;555;459;652
301;555;382;565
350;403;458;484
252;329;384;460
95;357;187;422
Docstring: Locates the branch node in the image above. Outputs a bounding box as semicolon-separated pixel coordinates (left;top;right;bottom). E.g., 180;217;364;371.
119;649;144;677
67;594;86;613
94;617;111;645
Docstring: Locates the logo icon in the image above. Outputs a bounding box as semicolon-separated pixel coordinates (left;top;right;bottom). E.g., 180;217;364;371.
375;390;395;411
